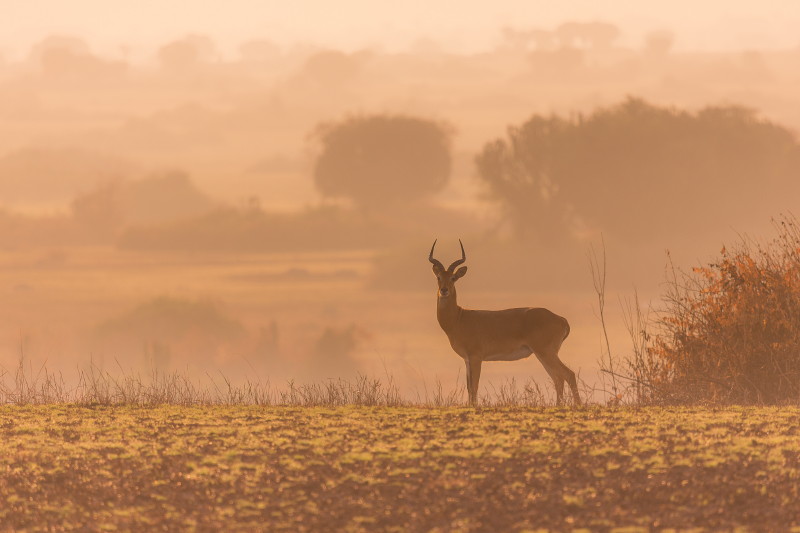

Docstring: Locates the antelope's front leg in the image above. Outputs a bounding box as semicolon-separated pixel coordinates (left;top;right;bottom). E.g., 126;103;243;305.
463;358;472;403
465;357;482;406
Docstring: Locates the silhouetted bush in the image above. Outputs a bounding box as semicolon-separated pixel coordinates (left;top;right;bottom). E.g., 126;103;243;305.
307;324;365;381
301;50;362;85
72;170;215;229
627;215;800;404
99;297;243;339
95;297;245;368
477;98;800;244
157;34;216;71
312;114;452;209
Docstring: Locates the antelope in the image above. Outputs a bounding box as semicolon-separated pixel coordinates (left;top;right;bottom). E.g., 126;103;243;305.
429;239;581;406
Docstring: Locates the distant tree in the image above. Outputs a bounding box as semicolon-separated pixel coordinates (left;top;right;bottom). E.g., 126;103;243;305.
119;170;215;225
72;170;215;228
529;29;556;51
476;98;800;243
500;27;542;52
643;30;675;59
503;23;619;54
311;114;452;209
239;39;282;63
95;296;244;368
157;34;216;71
27;35;126;81
582;22;621;50
71;182;124;238
28;35;90;63
528;46;585;79
301;50;362;85
309;324;363;380
555;21;620;50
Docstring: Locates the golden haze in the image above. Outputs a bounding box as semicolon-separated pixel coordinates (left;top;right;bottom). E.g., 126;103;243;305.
2;5;800;398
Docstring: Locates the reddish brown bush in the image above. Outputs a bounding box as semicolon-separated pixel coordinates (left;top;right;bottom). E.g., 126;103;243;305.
635;215;800;404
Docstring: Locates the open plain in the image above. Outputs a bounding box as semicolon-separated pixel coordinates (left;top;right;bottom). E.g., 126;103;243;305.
2;405;800;531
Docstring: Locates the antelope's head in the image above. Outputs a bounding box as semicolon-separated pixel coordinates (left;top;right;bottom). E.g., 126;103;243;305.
429;239;468;299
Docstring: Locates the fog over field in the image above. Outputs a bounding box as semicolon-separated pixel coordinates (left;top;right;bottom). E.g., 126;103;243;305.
2;2;800;398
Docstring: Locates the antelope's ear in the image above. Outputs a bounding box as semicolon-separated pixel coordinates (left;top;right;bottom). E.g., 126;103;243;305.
432;264;444;275
453;266;468;281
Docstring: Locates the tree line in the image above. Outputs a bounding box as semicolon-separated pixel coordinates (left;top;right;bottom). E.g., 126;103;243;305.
312;98;800;245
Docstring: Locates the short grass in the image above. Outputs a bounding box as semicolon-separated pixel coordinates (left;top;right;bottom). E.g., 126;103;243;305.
2;405;800;531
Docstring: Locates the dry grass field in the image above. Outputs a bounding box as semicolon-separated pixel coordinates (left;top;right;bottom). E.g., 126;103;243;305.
2;404;800;531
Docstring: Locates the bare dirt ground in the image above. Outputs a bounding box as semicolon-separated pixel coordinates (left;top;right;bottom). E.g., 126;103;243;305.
2;405;799;531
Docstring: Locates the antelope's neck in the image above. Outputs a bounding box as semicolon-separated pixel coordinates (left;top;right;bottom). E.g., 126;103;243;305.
437;293;461;332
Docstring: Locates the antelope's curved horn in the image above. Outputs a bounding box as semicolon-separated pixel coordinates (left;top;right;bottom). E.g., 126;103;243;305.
429;239;445;271
447;239;466;272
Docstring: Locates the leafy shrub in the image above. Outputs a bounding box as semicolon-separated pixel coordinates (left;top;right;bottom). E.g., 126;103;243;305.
629;215;800;404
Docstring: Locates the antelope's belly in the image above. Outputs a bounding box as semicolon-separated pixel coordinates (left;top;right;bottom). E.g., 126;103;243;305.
484;346;533;362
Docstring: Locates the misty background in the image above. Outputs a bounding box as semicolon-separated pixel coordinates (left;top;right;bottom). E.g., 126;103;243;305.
3;2;800;397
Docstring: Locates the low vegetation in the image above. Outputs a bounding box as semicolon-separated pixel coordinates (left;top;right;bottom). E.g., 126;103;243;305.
0;359;396;407
611;215;800;405
0;353;557;407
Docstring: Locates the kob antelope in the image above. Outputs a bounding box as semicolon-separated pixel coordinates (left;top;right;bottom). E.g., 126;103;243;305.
429;240;580;405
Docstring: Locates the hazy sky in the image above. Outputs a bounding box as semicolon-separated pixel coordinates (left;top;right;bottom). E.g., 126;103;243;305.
4;0;800;59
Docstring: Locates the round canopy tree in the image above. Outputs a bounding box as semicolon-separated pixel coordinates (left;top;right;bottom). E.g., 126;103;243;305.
476;98;800;243
312;114;452;208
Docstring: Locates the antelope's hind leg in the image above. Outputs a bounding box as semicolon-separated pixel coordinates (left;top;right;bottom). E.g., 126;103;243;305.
560;360;581;405
535;354;566;405
535;347;580;406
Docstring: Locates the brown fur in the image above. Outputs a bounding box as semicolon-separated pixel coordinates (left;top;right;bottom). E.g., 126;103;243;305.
431;245;580;405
